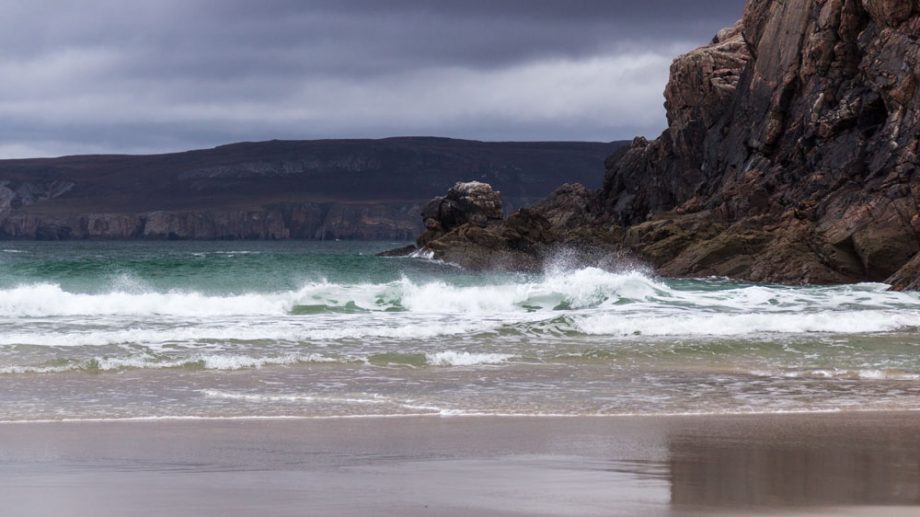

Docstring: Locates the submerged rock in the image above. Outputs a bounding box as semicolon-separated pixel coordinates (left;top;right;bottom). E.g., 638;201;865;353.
375;244;418;257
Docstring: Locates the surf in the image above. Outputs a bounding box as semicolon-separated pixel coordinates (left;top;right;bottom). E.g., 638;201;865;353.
0;267;917;321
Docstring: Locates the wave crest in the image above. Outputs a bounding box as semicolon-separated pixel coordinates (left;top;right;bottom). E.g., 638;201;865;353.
0;268;671;317
0;269;918;341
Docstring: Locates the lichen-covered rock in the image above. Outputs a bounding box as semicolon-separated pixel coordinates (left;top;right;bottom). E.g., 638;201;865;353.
417;181;504;247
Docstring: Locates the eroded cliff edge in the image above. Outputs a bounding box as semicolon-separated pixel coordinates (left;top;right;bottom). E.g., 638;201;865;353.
417;0;920;290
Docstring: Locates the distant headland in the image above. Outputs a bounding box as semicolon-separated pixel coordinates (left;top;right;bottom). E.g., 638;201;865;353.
0;137;623;241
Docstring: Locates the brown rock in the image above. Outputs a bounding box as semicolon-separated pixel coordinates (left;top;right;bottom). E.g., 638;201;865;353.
861;0;915;27
413;0;920;290
596;0;920;288
887;252;920;290
417;181;504;247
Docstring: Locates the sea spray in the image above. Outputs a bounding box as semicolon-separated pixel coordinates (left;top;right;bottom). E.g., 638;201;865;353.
1;268;916;318
1;242;919;421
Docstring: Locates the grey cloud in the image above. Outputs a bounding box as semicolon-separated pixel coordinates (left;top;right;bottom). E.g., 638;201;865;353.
0;0;746;158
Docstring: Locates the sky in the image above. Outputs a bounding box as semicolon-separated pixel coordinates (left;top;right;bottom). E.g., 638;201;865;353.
0;0;745;158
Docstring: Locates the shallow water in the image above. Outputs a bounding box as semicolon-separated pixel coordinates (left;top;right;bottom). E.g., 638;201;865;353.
1;241;919;421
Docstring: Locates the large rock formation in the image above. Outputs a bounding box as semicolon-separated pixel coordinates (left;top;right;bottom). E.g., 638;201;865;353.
404;181;621;270
418;0;920;289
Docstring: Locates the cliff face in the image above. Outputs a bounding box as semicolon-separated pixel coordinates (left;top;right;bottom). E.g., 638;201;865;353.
418;0;920;289
0;138;622;241
1;201;422;241
606;0;920;287
0;180;423;240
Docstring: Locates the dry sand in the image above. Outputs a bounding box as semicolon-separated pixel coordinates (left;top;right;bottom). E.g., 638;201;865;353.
0;412;918;516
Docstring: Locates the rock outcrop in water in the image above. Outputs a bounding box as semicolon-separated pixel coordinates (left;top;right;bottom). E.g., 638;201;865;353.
408;181;621;270
418;181;504;245
416;0;920;289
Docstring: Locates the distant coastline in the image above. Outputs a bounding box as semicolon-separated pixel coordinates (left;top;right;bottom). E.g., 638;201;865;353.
0;137;625;241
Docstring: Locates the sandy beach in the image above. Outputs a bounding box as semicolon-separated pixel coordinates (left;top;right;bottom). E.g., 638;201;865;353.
1;412;918;516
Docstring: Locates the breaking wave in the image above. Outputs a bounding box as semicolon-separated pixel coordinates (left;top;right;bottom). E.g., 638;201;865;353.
1;268;917;319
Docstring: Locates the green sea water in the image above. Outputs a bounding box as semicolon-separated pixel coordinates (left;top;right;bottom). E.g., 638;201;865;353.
1;241;919;421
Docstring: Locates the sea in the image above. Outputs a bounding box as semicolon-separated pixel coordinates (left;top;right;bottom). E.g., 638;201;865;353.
1;241;919;422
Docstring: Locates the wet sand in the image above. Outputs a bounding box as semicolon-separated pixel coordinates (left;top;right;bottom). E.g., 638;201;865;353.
1;412;918;516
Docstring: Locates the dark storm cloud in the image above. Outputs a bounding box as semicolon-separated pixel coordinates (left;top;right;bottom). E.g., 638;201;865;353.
0;0;745;158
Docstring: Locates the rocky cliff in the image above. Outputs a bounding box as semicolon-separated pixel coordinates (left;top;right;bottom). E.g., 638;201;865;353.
0;138;623;241
417;0;920;289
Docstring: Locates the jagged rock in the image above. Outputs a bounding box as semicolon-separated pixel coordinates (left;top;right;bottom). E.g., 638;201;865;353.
530;183;600;230
599;0;920;289
415;0;920;289
664;21;750;165
417;181;504;247
600;23;752;226
415;181;622;270
888;252;920;291
862;0;916;27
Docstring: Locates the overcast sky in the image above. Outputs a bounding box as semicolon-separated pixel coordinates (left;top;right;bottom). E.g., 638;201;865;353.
0;0;745;158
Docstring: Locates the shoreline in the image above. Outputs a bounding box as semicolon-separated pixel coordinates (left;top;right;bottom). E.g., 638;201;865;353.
1;406;918;425
2;411;918;516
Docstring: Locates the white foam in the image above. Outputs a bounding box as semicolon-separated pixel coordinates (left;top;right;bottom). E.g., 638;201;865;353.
201;389;389;405
0;269;917;339
0;364;72;375
0;268;661;317
200;390;455;415
398;268;666;313
0;283;288;317
193;354;316;370
0;316;506;348
749;368;920;381
425;351;514;366
408;249;435;260
572;309;920;336
0;353;338;374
